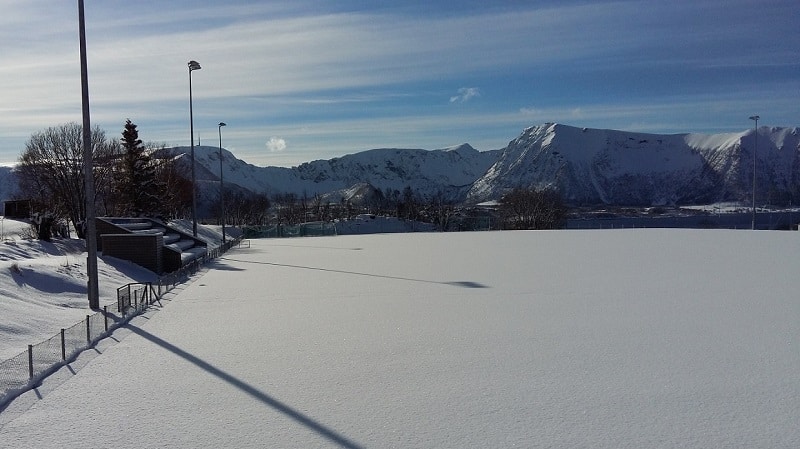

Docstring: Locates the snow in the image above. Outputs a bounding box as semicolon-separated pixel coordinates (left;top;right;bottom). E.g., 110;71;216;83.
1;227;799;448
684;130;746;150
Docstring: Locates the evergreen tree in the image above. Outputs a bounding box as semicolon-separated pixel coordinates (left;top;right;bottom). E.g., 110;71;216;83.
117;119;161;216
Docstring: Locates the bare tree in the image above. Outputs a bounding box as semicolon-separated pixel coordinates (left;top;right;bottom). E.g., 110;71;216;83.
499;187;566;230
18;123;117;238
150;148;192;220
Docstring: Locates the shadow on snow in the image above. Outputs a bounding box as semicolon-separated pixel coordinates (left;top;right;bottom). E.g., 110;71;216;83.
219;257;490;289
125;323;365;449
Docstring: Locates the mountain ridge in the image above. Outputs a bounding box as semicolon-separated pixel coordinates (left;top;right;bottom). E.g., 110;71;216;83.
2;123;798;213
182;122;800;209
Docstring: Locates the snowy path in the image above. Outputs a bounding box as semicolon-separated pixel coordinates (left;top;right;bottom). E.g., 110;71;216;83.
0;230;798;448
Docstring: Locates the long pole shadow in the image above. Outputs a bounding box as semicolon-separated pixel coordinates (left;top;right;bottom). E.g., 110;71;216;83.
125;324;365;449
220;257;489;289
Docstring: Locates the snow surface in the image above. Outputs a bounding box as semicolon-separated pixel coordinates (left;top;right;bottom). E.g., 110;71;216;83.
1;229;799;448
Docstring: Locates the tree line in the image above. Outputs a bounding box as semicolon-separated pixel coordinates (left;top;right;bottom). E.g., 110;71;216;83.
254;185;566;231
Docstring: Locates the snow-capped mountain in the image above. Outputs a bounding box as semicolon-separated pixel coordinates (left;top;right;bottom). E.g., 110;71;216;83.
3;123;797;212
169;143;500;210
177;123;799;209
467;123;799;206
0;166;20;205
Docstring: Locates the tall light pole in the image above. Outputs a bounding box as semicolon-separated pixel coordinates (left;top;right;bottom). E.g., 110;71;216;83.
218;122;227;244
78;0;99;309
188;60;201;237
749;115;759;230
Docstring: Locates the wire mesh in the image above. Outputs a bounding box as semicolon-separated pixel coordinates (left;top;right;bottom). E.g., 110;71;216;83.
62;319;87;360
88;312;107;341
0;352;30;398
29;334;63;378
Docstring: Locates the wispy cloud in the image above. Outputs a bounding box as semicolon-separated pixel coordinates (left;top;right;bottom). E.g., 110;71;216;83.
450;88;480;104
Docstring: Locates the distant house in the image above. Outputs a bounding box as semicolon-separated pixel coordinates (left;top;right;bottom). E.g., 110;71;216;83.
3;200;31;219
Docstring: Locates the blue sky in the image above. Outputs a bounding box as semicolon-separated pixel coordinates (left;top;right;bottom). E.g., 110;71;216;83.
1;0;797;167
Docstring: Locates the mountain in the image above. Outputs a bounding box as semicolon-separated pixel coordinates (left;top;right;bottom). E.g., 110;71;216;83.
3;123;798;213
166;143;499;214
176;123;799;210
0;166;20;207
466;123;799;206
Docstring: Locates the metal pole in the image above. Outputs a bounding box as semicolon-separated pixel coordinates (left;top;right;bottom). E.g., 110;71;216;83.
78;0;99;309
218;122;227;244
749;115;760;230
189;63;197;237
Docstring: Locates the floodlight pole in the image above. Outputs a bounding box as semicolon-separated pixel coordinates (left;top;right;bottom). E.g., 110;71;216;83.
218;122;227;244
189;60;201;237
78;0;99;309
749;115;759;230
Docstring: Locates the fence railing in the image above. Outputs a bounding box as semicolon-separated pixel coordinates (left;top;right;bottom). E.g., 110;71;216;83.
0;236;245;410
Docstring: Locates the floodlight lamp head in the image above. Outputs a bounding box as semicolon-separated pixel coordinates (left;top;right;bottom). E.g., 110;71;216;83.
219;122;226;127
188;60;201;71
749;115;760;121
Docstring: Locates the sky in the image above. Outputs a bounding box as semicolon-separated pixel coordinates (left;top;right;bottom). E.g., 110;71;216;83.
1;0;798;168
1;227;798;447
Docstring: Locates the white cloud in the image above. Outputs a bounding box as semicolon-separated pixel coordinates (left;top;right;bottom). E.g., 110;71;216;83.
266;137;287;152
450;87;480;103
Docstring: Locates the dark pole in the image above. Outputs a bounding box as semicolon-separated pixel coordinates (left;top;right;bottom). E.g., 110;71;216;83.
78;0;99;309
189;60;201;237
749;115;759;230
218;122;227;244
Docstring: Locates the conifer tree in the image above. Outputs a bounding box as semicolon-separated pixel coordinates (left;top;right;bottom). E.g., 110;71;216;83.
118;119;160;216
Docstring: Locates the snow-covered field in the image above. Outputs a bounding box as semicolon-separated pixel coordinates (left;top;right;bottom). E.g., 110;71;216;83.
1;228;799;448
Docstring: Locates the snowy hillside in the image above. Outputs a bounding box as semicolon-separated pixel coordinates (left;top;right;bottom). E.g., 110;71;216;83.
467;123;800;206
0;167;19;205
167;143;499;212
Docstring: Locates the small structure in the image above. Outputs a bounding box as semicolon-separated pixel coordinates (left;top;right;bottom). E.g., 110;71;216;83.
3;199;31;219
96;217;207;274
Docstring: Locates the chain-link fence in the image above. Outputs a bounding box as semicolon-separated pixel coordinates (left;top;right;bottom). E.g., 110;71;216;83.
0;306;122;407
243;222;336;238
0;237;244;410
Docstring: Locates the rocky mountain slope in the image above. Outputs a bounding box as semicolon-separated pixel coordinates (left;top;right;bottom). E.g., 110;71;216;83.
468;123;799;206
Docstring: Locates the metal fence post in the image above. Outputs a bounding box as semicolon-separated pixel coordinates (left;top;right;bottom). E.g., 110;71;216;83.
104;305;109;332
86;315;91;343
61;329;66;361
28;345;33;379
